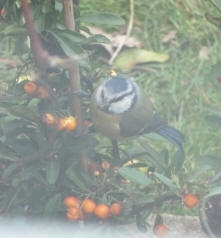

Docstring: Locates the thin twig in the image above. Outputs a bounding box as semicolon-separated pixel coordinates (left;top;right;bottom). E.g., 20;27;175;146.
21;0;86;72
62;0;90;171
109;0;135;65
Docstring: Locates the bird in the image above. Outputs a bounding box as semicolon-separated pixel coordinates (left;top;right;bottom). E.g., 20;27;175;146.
90;74;184;150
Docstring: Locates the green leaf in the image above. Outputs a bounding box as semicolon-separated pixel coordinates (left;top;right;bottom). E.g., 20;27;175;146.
12;167;38;187
1;23;26;35
50;29;87;44
205;61;221;82
119;167;153;186
44;193;62;217
137;139;166;170
49;29;86;57
0;141;18;161
172;150;185;172
2;163;19;179
46;159;60;185
209;0;221;11
205;13;221;28
78;12;125;26
153;214;163;229
65;167;90;192
197;155;221;172
153;172;179;193
187;165;211;182
7;105;41;124
205;186;221;199
205;114;221;129
114;49;169;72
86;34;111;44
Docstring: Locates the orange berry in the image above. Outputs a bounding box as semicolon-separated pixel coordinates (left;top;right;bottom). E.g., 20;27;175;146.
67;207;84;220
93;170;100;177
154;224;169;237
56;118;67;131
23;81;37;95
67;207;79;215
66;211;79;221
36;86;50;99
56;116;77;132
1;8;5;17
63;196;81;208
94;204;110;220
110;202;121;216
63;116;77;132
101;161;111;170
183;194;199;209
42;113;57;126
82;199;96;214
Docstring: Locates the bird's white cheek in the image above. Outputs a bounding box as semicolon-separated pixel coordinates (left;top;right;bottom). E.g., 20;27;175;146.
109;94;135;114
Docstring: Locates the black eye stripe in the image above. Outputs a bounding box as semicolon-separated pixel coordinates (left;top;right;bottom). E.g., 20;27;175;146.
109;82;137;104
109;91;134;104
101;90;105;101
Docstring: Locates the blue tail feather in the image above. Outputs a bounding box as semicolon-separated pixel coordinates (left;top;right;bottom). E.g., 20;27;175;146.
155;125;184;151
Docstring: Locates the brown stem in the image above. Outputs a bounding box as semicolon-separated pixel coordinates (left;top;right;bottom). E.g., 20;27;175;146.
20;0;49;72
20;0;79;72
62;0;90;170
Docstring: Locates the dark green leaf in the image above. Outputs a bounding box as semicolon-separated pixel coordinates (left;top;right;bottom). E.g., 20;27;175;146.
86;34;111;44
197;155;221;172
205;114;221;129
119;167;153;186
2;163;19;179
153;172;179;193
65;167;90;192
0;141;18;161
46;159;60;185
205;61;221;82
153;214;163;229
205;13;221;28
205;186;221;199
12;167;38;187
172;150;185;172
187;166;211;182
1;23;25;35
49;29;85;56
136;211;149;232
208;0;221;11
44;193;62;217
50;29;86;44
138;138;166;170
78;12;125;26
7;105;41;124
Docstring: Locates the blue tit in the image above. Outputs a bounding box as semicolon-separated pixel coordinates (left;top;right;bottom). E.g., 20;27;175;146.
90;75;184;150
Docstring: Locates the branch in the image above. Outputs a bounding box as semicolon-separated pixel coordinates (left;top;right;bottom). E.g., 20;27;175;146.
62;0;90;171
109;0;134;64
20;0;49;71
62;0;83;133
20;0;83;72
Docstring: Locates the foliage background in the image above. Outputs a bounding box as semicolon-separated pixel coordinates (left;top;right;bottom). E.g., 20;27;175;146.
0;0;221;233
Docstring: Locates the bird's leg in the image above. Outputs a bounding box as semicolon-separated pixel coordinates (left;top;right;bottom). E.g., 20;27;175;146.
111;139;120;160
